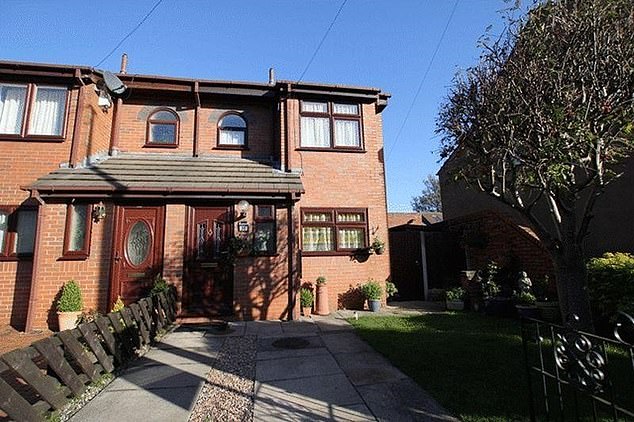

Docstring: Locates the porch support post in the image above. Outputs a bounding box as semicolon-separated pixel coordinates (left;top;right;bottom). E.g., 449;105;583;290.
25;193;45;332
287;200;297;320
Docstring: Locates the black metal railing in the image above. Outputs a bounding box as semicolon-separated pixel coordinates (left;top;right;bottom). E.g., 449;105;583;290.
522;312;634;421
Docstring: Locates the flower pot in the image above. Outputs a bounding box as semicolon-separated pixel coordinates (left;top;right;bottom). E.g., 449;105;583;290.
446;300;464;311
515;305;540;319
57;311;82;331
302;307;312;317
536;301;560;322
374;246;385;255
316;284;330;315
368;299;381;312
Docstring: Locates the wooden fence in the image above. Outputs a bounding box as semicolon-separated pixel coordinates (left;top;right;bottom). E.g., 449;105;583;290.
0;291;177;422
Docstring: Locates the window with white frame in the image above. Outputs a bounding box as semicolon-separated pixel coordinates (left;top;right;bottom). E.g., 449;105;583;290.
0;83;67;137
300;101;362;149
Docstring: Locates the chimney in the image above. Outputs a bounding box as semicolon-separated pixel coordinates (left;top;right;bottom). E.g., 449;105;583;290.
268;67;275;85
120;53;128;74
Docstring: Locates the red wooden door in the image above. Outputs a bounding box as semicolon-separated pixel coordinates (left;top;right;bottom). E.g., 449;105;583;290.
183;206;233;315
111;206;165;305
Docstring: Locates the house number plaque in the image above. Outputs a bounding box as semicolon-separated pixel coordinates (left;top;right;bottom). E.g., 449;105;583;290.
238;222;249;233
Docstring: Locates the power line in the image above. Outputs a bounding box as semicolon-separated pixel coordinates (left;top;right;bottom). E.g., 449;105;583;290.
297;0;348;83
386;0;460;161
94;0;164;68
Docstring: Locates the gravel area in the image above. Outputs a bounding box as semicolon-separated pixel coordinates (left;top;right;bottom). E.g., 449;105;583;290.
189;335;257;422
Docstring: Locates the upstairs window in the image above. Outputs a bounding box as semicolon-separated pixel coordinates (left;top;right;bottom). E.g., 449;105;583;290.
146;109;179;146
300;101;362;150
217;113;247;147
0;83;68;138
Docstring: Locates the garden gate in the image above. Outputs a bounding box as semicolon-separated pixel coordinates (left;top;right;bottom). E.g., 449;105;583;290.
521;312;634;421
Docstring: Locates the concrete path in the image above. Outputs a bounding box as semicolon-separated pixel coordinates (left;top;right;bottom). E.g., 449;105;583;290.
70;313;456;422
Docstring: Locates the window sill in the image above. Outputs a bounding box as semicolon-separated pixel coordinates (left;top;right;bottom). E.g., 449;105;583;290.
296;147;365;153
143;143;179;148
214;145;249;151
0;255;33;262
58;254;89;261
0;135;65;143
302;250;366;257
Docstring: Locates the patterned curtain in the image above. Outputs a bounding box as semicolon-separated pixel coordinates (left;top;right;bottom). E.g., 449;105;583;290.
301;117;330;147
334;119;360;147
302;227;334;251
338;228;364;249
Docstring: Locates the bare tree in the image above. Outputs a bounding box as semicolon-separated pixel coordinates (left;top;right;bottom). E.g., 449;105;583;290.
437;0;634;328
412;174;442;212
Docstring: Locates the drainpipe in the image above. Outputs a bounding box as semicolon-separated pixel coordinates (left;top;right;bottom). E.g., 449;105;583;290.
109;98;122;155
193;81;200;158
284;83;292;172
287;200;297;320
68;68;86;168
25;192;45;332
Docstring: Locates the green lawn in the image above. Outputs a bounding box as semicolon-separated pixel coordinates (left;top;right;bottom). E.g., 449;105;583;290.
349;313;532;422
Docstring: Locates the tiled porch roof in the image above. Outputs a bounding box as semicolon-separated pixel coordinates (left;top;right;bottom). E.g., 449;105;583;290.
26;154;304;197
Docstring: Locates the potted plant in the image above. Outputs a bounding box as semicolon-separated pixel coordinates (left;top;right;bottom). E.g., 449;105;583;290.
371;237;385;255
315;276;330;315
385;280;398;303
56;280;83;331
361;279;383;312
300;287;314;316
513;291;540;319
445;287;466;311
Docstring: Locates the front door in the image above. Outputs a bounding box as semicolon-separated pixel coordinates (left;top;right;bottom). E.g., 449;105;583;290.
183;206;233;315
111;206;165;305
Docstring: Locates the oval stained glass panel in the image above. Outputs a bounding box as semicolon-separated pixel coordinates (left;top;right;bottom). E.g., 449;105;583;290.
126;221;151;266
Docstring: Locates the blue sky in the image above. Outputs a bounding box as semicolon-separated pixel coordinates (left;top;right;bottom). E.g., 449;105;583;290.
0;0;512;211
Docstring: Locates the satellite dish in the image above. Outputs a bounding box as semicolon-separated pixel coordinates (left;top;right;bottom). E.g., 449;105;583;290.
100;70;127;97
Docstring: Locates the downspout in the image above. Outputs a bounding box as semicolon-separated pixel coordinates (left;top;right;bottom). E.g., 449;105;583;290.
109;97;122;155
287;200;296;320
193;81;200;158
25;191;45;332
68;68;86;168
285;83;292;172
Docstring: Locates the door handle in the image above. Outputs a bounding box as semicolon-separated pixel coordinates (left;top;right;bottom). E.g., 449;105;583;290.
114;252;121;262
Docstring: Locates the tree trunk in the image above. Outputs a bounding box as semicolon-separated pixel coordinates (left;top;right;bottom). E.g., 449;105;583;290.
552;240;594;331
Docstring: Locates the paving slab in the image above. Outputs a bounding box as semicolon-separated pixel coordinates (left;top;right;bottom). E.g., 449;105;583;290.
137;346;218;366
313;315;354;332
256;335;326;360
256;353;342;382
246;320;284;337
70;386;199;421
280;320;319;335
157;334;225;350
107;362;210;391
321;332;374;354
356;379;458;422
334;351;407;386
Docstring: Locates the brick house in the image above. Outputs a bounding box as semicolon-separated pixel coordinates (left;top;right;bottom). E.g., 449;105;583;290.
0;59;391;331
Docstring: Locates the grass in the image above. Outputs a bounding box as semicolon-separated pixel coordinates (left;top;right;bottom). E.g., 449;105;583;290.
348;312;634;422
349;312;528;421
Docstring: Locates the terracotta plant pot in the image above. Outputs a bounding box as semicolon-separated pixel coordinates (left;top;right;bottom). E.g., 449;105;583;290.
302;307;312;317
316;284;330;315
57;311;82;331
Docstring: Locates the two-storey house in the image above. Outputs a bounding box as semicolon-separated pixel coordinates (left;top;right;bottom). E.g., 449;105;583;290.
0;59;391;331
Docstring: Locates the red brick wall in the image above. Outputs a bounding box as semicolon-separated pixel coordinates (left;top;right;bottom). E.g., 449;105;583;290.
0;86;81;328
28;203;114;330
72;84;113;165
289;100;391;311
163;204;186;314
447;212;554;285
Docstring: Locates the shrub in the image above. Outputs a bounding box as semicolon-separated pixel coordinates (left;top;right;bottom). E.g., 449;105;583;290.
299;288;314;307
150;275;171;297
587;252;634;318
385;281;398;298
513;291;536;306
360;279;383;301
481;261;501;299
446;287;466;302
111;296;125;312
57;280;83;312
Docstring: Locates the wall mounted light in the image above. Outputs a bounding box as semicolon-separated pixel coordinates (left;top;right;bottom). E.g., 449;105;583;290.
92;202;106;223
236;200;250;218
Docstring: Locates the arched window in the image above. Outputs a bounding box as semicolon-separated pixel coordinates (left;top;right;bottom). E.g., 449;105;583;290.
146;108;179;146
217;113;247;147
